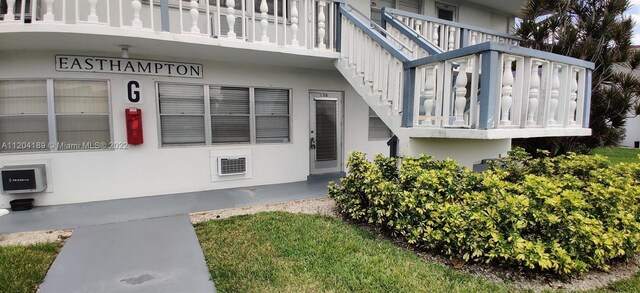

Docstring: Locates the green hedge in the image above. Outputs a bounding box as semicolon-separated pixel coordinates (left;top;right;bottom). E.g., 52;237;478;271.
328;149;640;274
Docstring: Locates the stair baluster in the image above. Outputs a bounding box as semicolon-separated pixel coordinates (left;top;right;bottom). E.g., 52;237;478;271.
526;62;541;126
569;68;579;125
500;57;514;125
453;60;468;126
131;0;142;28
422;66;435;126
548;65;560;124
190;0;200;33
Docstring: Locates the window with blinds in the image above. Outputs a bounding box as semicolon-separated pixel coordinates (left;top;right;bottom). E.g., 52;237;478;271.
210;86;250;143
368;107;393;140
255;88;290;143
371;0;421;25
0;79;112;153
0;80;49;152
436;2;456;21
158;83;290;146
158;84;206;145
54;80;110;149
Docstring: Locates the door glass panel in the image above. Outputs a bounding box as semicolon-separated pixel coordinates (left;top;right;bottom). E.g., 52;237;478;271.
315;100;337;162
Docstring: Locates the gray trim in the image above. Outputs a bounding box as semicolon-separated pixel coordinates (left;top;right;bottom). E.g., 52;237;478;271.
381;9;443;56
338;6;411;62
161;0;170;32
335;4;342;52
406;42;595;70
402;67;415;127
385;7;519;41
459;28;466;48
583;69;592;128
249;87;256;144
203;85;212;145
478;51;500;130
46;79;57;151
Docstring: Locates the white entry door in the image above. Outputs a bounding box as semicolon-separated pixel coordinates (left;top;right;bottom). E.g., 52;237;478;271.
309;91;343;174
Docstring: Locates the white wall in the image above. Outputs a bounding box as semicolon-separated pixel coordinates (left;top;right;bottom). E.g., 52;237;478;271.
406;137;511;167
0;50;388;207
622;115;640;148
422;0;514;33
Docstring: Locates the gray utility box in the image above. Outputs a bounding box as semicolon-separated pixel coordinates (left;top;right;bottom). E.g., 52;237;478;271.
1;164;47;194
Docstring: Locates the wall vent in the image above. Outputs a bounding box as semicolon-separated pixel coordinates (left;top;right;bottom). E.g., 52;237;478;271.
217;157;247;176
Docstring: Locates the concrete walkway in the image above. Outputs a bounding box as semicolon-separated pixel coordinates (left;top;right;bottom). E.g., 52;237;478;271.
39;215;216;293
1;175;340;293
0;174;340;234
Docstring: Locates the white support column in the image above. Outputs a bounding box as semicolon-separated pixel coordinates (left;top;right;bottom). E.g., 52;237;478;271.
422;66;435;126
189;0;200;33
87;0;99;23
569;68;579;125
44;0;56;22
131;0;143;28
260;0;269;42
291;0;299;46
548;65;560;124
500;57;514;125
317;0;327;49
226;0;236;38
453;60;468;126
526;62;541;126
470;31;477;46
4;0;16;22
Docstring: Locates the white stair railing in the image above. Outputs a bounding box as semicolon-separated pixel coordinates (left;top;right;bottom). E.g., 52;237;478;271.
385;7;520;52
340;15;405;115
333;4;418;133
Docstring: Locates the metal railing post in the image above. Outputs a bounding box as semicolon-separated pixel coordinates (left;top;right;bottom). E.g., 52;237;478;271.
478;50;500;130
161;0;170;32
402;66;415;127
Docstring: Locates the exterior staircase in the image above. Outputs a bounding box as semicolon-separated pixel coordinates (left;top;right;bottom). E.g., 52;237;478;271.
333;3;594;162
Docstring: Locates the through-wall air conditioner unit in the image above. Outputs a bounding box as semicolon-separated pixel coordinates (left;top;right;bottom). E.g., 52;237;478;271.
217;156;247;176
1;164;47;194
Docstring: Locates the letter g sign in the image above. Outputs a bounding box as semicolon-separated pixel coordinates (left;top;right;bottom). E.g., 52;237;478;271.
126;80;142;104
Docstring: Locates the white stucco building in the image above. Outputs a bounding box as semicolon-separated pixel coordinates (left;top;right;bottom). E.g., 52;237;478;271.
0;0;593;207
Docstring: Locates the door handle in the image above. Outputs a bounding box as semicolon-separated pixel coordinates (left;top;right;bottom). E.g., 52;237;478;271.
310;137;316;149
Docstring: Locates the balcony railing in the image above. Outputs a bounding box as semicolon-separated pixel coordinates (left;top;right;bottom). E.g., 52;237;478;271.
0;0;341;51
336;4;593;137
383;7;520;52
406;42;594;132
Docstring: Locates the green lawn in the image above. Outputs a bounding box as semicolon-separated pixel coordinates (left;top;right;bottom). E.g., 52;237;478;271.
196;212;640;293
597;274;640;292
591;147;640;165
0;242;60;293
196;212;519;292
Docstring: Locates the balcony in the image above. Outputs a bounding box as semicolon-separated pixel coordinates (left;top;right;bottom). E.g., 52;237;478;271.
0;0;341;68
335;5;593;140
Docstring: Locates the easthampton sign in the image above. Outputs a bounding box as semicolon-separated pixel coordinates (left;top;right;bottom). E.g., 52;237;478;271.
55;55;203;78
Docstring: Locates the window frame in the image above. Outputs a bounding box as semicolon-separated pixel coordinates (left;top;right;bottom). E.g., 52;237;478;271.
0;78;113;154
370;0;422;25
254;87;292;144
209;85;252;145
368;107;393;141
435;1;457;22
156;82;292;148
157;82;208;146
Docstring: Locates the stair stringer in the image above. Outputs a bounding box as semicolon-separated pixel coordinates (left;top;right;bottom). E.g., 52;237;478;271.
334;59;406;136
